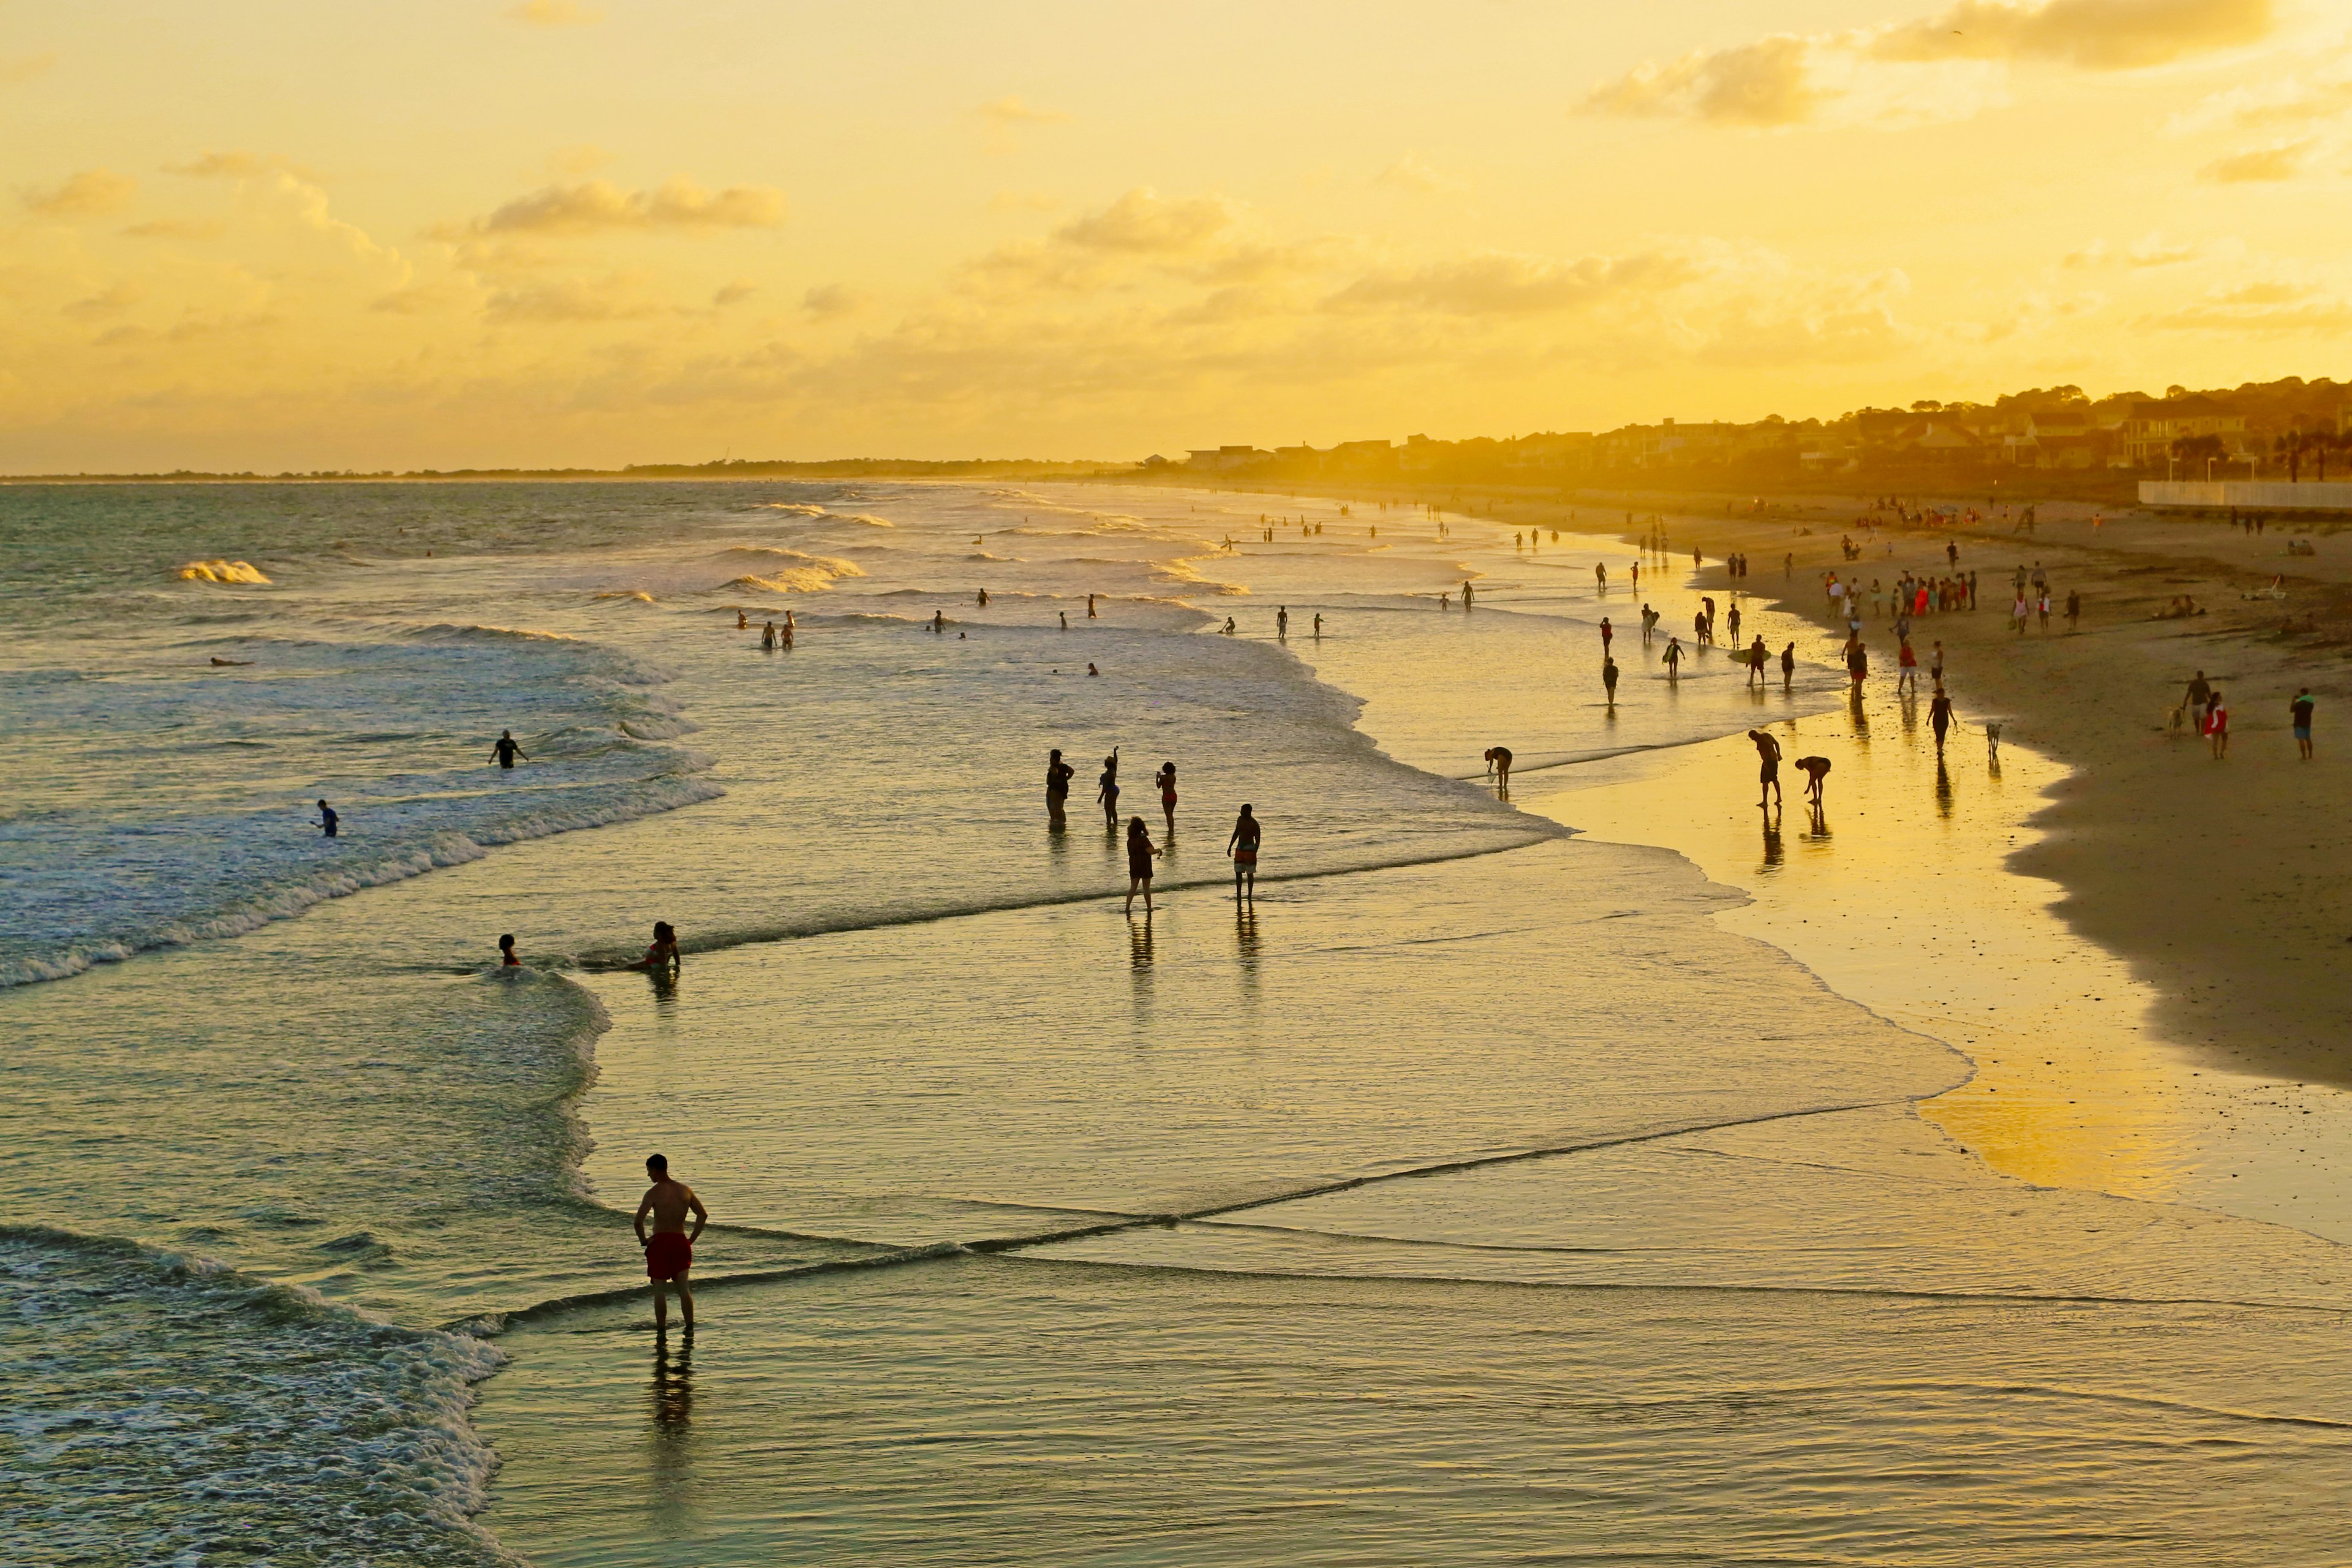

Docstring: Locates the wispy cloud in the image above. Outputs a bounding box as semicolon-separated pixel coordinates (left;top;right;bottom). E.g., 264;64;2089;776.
1585;0;2277;129
2199;140;2309;180
508;0;603;26
965;189;1270;295
485;276;654;323
123;217;228;240
802;283;863;318
713;280;758;307
447;178;785;237
2070;232;2202;267
64;281;141;321
19;168;137;217
1;51;58;85
1869;0;2272;70
1327;251;1702;315
2147;284;2352;333
1585;36;1830;128
974;94;1071;128
1373;154;1467;195
546;143;613;176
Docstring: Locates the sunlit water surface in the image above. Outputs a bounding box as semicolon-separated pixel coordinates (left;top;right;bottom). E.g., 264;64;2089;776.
3;482;2348;1566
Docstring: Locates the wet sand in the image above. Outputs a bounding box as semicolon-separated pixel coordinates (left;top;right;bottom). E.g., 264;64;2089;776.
1165;478;2352;1245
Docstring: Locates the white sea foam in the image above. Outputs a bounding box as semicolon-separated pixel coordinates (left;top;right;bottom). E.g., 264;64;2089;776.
0;1226;516;1566
175;558;271;584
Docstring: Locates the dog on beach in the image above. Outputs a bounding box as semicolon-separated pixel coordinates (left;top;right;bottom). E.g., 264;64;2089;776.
1985;722;2003;761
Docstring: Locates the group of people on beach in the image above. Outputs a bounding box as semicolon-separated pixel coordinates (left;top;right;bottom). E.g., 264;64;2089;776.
1046;747;1262;911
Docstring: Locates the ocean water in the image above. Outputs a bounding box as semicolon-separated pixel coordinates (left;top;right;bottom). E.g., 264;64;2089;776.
4;480;2350;1565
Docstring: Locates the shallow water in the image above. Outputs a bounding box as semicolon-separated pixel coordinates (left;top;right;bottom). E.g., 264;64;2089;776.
5;480;2350;1565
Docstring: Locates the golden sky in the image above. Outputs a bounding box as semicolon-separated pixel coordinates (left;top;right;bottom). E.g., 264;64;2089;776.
2;0;2346;469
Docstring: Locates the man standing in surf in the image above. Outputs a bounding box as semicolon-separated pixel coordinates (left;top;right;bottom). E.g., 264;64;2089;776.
1227;804;1261;901
634;1153;707;1334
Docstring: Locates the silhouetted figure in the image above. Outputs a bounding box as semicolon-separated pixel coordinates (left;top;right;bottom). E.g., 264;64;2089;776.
1795;755;1832;804
1125;816;1162;914
1227;804;1261;900
1748;729;1782;809
1046;748;1074;825
634;1153;706;1333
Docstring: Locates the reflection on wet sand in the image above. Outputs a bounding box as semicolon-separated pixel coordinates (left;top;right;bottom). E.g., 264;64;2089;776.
1527;677;2352;1236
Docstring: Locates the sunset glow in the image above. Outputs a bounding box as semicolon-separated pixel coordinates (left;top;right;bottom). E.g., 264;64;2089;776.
6;0;2348;471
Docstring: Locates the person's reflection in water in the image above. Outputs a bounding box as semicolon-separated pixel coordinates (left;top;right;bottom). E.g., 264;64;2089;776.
643;1333;695;1532
1760;813;1783;869
646;964;679;1017
1935;758;1954;818
650;1335;694;1432
1847;682;1870;741
1235;900;1262;1005
1803;801;1831;842
1127;914;1155;1021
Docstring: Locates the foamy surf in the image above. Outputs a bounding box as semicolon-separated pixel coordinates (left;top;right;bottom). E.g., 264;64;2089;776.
176;558;271;584
0;1225;516;1566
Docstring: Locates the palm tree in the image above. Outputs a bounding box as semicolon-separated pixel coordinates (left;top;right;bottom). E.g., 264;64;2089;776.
2274;428;2306;483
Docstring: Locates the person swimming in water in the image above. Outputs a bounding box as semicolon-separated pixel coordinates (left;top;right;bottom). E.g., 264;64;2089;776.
314;800;338;838
641;921;680;971
498;933;520;967
491;729;529;769
1227;804;1260;900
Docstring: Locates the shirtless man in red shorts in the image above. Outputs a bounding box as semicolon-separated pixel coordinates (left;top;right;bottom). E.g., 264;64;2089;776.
633;1153;707;1332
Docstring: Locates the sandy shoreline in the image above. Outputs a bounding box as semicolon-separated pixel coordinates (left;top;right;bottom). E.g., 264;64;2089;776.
1141;475;2352;1241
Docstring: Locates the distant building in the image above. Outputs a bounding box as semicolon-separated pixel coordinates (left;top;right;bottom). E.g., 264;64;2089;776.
1185;445;1268;472
2122;396;2247;467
